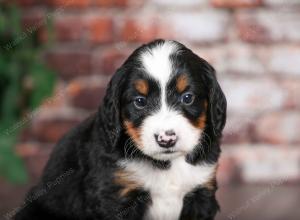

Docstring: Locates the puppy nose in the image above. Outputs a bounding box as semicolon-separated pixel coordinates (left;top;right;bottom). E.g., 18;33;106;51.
154;130;177;148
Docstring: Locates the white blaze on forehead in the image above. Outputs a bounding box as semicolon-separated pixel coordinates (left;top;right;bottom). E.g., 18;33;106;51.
140;41;178;89
138;41;202;160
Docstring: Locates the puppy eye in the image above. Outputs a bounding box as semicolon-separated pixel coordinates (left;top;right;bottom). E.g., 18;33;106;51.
134;96;147;109
181;92;195;105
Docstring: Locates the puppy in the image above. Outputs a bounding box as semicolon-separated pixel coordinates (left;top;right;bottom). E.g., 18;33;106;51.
15;39;226;220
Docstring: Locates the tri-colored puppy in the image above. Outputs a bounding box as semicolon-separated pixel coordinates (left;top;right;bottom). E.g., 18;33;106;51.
15;39;227;220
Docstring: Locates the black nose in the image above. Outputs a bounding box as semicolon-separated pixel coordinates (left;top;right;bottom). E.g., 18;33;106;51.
154;130;177;148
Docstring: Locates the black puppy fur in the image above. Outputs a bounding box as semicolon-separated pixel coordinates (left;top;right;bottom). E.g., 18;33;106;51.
15;39;226;220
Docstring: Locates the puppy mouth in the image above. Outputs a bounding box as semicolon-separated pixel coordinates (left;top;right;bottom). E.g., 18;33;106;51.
150;150;185;161
162;150;176;154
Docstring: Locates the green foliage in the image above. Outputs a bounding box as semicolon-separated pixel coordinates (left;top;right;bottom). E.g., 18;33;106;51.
0;4;56;184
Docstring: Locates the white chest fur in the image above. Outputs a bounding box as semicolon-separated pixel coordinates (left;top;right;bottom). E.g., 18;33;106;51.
120;157;216;220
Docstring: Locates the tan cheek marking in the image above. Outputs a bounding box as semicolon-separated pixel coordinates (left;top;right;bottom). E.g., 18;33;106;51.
114;170;141;196
124;121;143;149
134;79;149;95
194;101;208;129
197;114;207;129
176;74;188;93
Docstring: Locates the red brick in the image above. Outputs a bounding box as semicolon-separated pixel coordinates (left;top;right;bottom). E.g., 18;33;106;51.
46;50;92;80
217;44;265;75
224;145;300;183
32;118;81;142
264;0;300;7
40;84;67;109
163;11;230;43
282;80;300;110
212;0;262;8
16;143;41;158
93;48;128;75
17;143;54;179
237;10;300;43
21;87;67;137
86;16;114;44
150;0;207;8
94;0;128;7
18;0;41;7
217;155;241;185
268;46;300;77
120;19;160;42
21;10;45;31
22;10;58;44
20;127;35;142
255;112;300;145
237;19;270;43
192;47;227;69
38;28;49;44
222;78;287;114
223;114;255;144
68;80;106;110
47;0;90;8
52;15;85;42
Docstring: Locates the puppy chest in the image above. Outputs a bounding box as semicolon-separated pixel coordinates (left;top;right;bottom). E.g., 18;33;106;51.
144;177;190;220
120;158;216;220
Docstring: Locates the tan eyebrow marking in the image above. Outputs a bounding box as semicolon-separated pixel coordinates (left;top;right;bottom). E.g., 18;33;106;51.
176;74;188;93
134;79;149;95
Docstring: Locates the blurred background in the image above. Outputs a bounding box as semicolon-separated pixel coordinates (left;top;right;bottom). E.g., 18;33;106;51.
0;0;300;219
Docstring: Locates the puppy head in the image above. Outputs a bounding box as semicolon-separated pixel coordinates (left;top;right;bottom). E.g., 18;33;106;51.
102;40;226;161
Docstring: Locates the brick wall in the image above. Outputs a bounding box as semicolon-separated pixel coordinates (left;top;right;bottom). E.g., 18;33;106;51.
17;0;300;185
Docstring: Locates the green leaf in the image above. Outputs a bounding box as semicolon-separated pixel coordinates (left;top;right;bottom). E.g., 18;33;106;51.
0;3;56;184
0;136;28;184
29;63;56;109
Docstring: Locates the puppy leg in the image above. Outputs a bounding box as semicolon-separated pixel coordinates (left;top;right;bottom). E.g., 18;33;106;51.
114;190;151;220
179;187;219;220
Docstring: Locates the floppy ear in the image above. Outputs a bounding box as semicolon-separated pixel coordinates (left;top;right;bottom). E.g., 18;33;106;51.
208;76;227;138
99;67;126;147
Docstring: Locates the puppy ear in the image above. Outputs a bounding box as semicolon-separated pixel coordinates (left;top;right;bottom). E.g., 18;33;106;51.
208;76;227;138
100;67;126;147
